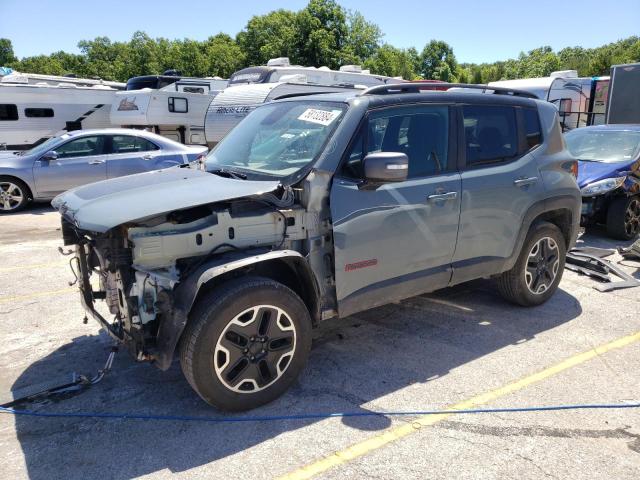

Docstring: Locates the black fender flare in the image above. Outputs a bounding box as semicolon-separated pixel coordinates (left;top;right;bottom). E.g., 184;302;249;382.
153;249;316;370
502;194;581;272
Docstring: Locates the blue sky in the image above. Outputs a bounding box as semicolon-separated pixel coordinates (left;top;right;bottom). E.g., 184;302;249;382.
1;0;638;63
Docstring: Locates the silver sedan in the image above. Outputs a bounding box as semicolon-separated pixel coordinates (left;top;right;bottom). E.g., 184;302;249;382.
0;128;208;213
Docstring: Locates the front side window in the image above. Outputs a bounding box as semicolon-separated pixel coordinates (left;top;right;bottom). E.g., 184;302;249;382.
25;108;54;118
0;104;18;121
463;105;518;166
342;105;449;179
206;101;347;179
55;136;105;159
111;135;159;154
565;129;640;162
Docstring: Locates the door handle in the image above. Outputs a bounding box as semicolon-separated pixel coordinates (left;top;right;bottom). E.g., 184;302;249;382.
142;154;153;160
427;191;458;202
514;176;538;187
88;159;105;165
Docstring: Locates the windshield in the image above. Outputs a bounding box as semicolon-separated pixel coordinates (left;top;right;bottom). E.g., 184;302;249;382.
565;129;640;162
205;100;347;179
23;136;65;157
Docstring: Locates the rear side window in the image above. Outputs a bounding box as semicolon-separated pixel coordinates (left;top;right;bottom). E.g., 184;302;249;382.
463;105;518;166
342;106;449;179
523;108;542;149
111;135;159;154
25;108;54;118
0;104;18;121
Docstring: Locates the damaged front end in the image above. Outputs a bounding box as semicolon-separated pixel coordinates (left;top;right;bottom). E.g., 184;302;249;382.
60;181;331;370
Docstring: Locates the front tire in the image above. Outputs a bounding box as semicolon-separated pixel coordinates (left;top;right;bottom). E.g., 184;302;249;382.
0;177;30;213
179;276;312;411
606;195;640;240
497;222;566;307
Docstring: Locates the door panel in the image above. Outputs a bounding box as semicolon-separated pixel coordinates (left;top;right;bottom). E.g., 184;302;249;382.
33;135;107;197
330;105;461;316
451;105;545;284
106;135;164;178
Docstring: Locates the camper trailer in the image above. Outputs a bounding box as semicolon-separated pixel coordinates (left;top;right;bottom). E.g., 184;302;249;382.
606;62;640;125
110;75;228;146
489;71;609;131
204;57;400;146
0;71;125;150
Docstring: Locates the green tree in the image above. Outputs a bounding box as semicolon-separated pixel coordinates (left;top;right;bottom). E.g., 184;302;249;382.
204;34;246;78
295;0;349;68
420;40;457;80
516;46;560;77
364;44;418;79
0;38;17;66
237;9;299;66
341;11;382;64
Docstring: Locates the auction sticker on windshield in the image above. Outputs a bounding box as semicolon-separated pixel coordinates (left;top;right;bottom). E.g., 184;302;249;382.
298;108;342;126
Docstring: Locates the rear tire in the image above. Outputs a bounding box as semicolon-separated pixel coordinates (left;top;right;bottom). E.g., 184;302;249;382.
606;195;640;240
497;222;566;307
179;276;312;411
0;176;30;213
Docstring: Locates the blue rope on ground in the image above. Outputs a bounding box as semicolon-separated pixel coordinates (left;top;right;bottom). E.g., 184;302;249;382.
0;403;638;424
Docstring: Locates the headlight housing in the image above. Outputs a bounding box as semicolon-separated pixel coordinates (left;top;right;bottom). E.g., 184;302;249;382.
580;176;626;196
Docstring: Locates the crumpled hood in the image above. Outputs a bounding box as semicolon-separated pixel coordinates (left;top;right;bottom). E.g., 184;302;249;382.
577;159;634;189
52;166;280;232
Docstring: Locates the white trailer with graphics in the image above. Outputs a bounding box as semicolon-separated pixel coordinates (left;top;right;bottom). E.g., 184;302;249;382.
110;76;228;146
204;57;400;146
489;70;610;131
0;71;124;150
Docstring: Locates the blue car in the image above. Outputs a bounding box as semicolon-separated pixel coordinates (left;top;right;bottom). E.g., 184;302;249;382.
0;129;208;213
565;125;640;240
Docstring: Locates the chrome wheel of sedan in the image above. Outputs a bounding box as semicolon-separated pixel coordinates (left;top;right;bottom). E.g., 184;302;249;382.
214;305;297;393
0;181;25;212
524;237;560;295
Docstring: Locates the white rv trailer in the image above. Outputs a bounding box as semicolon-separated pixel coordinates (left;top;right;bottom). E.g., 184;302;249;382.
204;57;400;146
489;71;610;130
0;72;125;150
606;62;640;124
110;75;228;146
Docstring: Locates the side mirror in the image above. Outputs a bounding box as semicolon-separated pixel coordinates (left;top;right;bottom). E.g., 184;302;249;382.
362;152;408;186
41;151;58;161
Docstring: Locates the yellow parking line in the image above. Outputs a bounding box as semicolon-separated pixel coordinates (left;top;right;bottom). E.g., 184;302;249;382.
0;262;64;273
0;287;76;304
278;330;640;480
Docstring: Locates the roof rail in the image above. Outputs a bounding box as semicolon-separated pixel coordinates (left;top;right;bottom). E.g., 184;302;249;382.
360;82;538;99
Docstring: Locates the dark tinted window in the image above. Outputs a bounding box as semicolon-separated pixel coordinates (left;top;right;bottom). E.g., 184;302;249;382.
25;108;54;118
111;135;159;154
342;106;449;179
463;105;518;166
56;136;105;158
523;108;542;149
0;104;18;121
168;97;188;113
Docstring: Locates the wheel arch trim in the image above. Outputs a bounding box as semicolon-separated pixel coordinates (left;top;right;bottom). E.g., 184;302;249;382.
154;249;318;370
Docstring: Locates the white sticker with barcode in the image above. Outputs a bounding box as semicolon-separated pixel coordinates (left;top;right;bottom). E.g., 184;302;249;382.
297;108;342;126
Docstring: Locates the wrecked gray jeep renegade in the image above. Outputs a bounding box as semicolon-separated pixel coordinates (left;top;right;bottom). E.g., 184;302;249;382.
53;83;581;411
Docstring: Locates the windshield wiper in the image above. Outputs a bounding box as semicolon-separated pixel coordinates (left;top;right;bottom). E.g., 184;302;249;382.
209;168;248;180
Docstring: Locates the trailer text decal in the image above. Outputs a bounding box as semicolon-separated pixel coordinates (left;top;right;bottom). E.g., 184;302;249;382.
297;108;342;126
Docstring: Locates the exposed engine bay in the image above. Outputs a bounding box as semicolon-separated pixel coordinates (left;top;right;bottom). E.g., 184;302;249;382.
62;177;335;369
